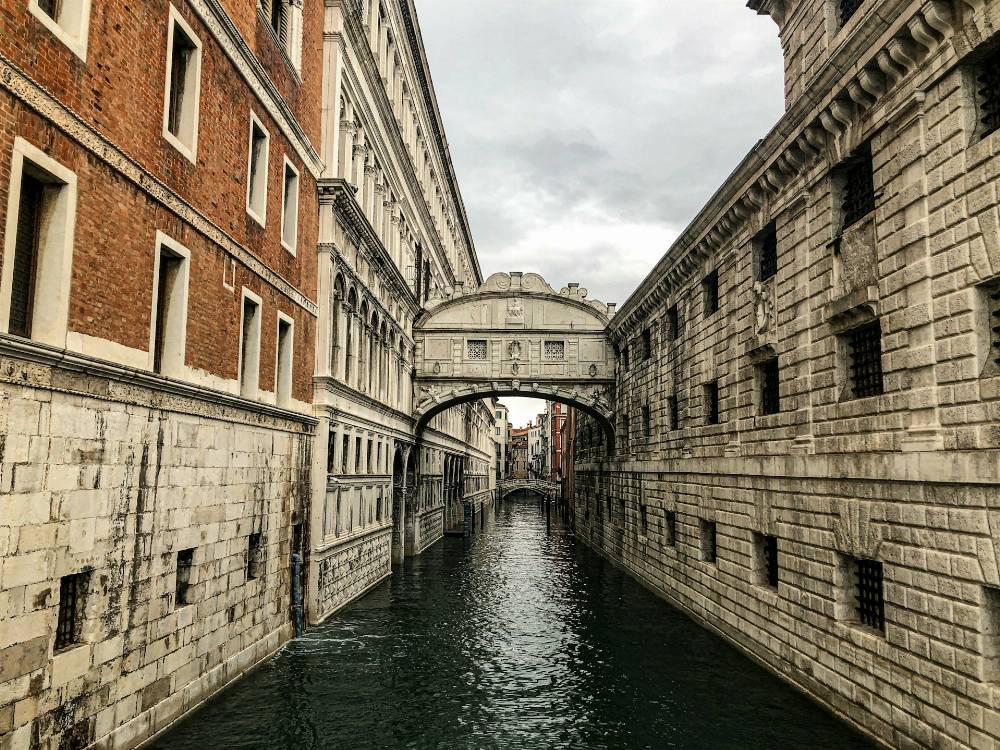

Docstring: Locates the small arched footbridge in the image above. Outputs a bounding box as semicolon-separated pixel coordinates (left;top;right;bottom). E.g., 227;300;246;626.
498;479;560;501
412;272;618;445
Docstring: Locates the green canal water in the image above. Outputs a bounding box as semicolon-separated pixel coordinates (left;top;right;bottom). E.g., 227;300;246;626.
146;500;877;750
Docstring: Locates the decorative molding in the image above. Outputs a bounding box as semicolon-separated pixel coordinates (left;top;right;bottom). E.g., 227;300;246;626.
0;54;319;317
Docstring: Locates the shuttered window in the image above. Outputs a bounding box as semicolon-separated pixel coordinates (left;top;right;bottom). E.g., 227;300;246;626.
9;174;44;338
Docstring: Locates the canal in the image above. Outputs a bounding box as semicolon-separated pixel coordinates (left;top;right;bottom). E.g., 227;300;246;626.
147;499;877;750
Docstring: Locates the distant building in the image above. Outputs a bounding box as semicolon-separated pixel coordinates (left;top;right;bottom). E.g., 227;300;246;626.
510;427;529;479
493;402;509;482
548;402;566;482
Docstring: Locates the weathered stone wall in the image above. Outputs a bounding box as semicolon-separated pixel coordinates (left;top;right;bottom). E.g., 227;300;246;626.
417;507;445;553
0;357;312;750
315;528;392;617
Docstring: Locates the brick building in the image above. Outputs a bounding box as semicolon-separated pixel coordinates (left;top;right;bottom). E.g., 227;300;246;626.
573;0;1000;747
0;1;321;748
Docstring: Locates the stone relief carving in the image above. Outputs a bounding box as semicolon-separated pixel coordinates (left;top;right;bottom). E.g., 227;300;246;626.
753;281;774;336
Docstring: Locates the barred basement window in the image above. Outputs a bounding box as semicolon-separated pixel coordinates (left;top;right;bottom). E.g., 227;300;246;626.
467;339;487;360
758;357;780;415
55;571;89;650
703;269;719;315
850;557;885;632
838;0;863;26
544;340;565;360
664;511;677;546
246;532;264;581
668;394;679;430
756;221;778;282
846;321;884;399
641;329;652;360
755;533;779;589
700;519;717;563
838;143;876;230
175;548;195;607
976;45;1000;139
667;304;680;342
704;381;720;425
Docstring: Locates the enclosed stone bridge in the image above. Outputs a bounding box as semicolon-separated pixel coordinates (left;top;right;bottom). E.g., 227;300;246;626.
413;272;618;443
498;478;560;501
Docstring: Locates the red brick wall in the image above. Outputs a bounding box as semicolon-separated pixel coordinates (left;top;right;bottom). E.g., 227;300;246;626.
0;0;321;403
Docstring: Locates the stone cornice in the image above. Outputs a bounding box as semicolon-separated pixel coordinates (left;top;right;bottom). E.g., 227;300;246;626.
613;0;984;335
0;336;316;431
0;53;319;317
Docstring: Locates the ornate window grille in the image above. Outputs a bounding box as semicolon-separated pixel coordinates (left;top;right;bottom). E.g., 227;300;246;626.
704;381;720;425
760;357;780;415
840;144;876;229
978;46;1000;138
175;548;194;607
854;558;885;632
763;535;779;588
847;321;884;398
467;339;487;360
839;0;863;26
757;222;778;281
55;572;88;650
703;270;719;315
544;340;565;360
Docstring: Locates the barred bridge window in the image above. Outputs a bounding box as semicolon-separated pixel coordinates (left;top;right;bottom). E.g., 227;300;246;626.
703;269;719;315
756;222;778;282
977;45;1000;138
704;381;720;425
55;571;89;650
667;304;680;341
846;321;884;398
759;357;780;415
175;548;195;608
988;284;1000;370
839;144;876;229
668;394;679;430
761;534;779;589
839;0;864;26
700;519;717;563
853;557;885;632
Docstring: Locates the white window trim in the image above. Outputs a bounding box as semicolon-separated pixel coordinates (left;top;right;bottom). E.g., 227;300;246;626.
245;111;270;227
238;288;263;399
0;137;77;349
274;311;294;407
27;0;91;62
280;156;299;255
149;231;191;377
161;4;203;164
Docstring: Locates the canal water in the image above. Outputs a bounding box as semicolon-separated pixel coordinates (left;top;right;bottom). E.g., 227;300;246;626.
147;500;877;750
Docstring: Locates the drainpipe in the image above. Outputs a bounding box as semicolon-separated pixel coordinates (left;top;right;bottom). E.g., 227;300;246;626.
291;552;304;639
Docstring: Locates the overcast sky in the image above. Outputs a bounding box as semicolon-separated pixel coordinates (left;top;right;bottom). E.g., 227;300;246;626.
417;0;785;428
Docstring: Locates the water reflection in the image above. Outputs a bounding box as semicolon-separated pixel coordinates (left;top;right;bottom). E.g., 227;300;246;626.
147;500;876;750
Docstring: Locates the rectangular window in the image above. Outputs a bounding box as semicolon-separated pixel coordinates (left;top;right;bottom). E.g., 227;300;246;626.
846;556;885;632
55;571;89;650
246;115;270;225
838;0;863;26
239;293;262;398
667;304;680;342
175;548;194;607
639;504;648;535
622;342;630;370
544;340;565;360
838;143;875;230
151;233;189;377
281;159;300;253
621;413;631;450
845;320;884;399
29;0;91;60
755;533;779;589
704;381;720;425
980;586;1000;682
976;45;1000;139
641;329;652;360
275;315;293;406
758;357;780;415
668;394;679;430
267;0;288;44
642;405;651;436
664;510;677;546
246;532;264;581
700;519;717;564
755;221;778;282
703;269;719;315
467;339;487;360
2;139;76;348
163;6;202;160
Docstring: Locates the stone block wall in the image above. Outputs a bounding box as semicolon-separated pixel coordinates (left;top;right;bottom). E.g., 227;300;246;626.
0;358;312;750
316;529;392;617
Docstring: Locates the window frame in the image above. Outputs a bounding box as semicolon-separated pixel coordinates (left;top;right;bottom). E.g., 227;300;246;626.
0;137;77;348
275;311;294;407
703;269;720;316
149;231;191;377
161;4;203;163
280;156;300;254
239;288;263;398
246;112;271;227
28;0;91;61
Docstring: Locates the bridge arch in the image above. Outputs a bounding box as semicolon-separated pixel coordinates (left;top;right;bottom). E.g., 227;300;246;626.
412;272;618;445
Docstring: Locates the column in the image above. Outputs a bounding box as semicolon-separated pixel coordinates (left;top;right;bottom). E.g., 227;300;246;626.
331;423;344;476
346;428;357;475
349;312;361;391
335;302;349;381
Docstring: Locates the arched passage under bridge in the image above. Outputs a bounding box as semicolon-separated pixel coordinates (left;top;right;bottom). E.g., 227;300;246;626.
411;272;618;447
